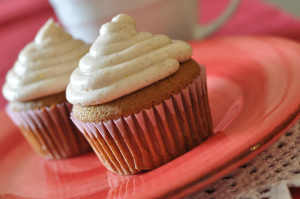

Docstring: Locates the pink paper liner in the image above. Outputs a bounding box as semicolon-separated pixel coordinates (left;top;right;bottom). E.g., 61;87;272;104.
71;65;213;175
6;102;91;159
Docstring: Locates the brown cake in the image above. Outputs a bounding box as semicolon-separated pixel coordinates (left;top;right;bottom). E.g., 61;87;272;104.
7;92;91;159
73;59;201;122
67;14;213;174
2;19;91;159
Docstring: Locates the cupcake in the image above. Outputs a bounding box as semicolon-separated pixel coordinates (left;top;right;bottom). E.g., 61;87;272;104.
67;14;213;174
2;19;91;159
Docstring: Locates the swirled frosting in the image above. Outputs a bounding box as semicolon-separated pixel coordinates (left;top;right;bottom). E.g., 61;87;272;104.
2;19;90;102
66;14;193;106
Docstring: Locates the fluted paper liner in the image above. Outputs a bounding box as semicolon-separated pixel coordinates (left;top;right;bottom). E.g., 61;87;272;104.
6;102;91;159
71;65;213;175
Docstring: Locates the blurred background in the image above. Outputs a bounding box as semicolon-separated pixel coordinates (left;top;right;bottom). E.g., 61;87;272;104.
265;0;300;18
0;0;300;109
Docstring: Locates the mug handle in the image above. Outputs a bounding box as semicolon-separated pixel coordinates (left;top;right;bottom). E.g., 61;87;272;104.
193;0;241;39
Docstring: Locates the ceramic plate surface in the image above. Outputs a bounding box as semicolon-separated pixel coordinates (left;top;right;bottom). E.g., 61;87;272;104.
1;36;300;199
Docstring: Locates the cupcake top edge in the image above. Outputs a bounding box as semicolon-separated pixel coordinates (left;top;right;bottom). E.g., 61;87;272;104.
2;18;90;102
66;14;193;107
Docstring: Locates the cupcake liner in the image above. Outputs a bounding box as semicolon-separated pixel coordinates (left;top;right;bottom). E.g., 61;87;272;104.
71;65;212;175
6;102;91;159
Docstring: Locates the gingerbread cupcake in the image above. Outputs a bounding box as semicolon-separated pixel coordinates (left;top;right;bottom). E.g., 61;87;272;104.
67;14;213;174
2;19;91;159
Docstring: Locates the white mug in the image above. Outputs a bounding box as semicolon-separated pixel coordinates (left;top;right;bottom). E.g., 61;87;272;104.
49;0;241;43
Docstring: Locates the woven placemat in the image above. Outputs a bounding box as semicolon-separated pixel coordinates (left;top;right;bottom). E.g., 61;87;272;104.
185;119;300;199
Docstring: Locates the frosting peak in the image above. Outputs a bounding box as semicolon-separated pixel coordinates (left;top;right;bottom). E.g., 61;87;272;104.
2;19;90;102
112;14;136;24
66;14;193;106
35;19;71;45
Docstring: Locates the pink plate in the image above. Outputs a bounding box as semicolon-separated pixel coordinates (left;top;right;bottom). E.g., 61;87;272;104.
1;36;300;199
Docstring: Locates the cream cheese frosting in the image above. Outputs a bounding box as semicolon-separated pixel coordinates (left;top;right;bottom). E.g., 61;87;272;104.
2;19;90;102
66;14;193;106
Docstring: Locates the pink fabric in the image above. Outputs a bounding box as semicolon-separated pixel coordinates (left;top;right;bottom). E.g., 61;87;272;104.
200;0;300;41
